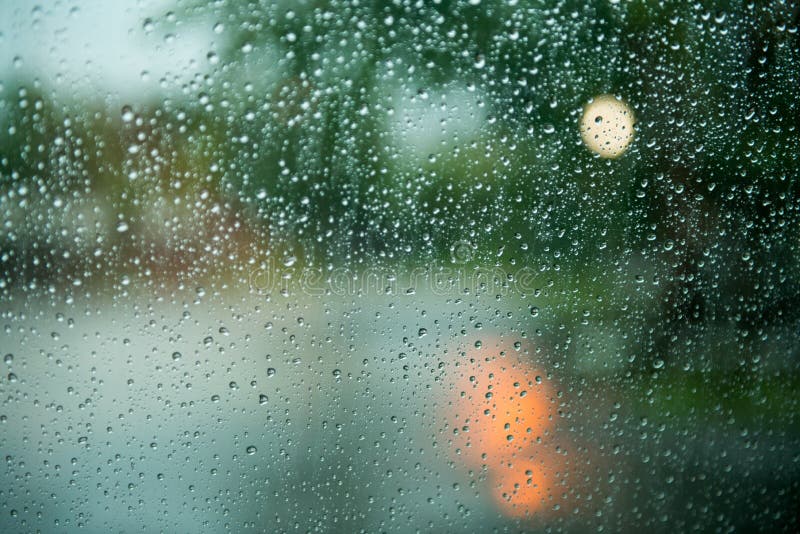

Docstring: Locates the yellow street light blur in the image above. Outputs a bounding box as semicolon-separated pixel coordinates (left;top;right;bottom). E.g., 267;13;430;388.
579;94;635;158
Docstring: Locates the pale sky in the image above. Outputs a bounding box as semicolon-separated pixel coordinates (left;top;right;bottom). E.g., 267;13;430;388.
0;0;215;103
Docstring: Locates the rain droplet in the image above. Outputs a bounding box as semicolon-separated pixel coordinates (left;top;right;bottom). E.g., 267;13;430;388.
121;106;134;123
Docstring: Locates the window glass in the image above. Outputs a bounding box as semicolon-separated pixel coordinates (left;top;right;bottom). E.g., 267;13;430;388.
1;1;799;531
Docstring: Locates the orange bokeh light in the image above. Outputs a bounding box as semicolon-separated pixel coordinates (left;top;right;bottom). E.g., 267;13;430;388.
448;346;555;467
444;338;563;519
491;459;554;518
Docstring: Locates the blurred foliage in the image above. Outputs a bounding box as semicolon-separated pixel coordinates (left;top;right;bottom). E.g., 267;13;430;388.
1;0;799;368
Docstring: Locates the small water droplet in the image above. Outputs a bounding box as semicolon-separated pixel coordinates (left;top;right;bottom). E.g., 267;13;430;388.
121;106;134;123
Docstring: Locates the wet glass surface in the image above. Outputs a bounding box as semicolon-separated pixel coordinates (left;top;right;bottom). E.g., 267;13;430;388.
1;1;799;532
